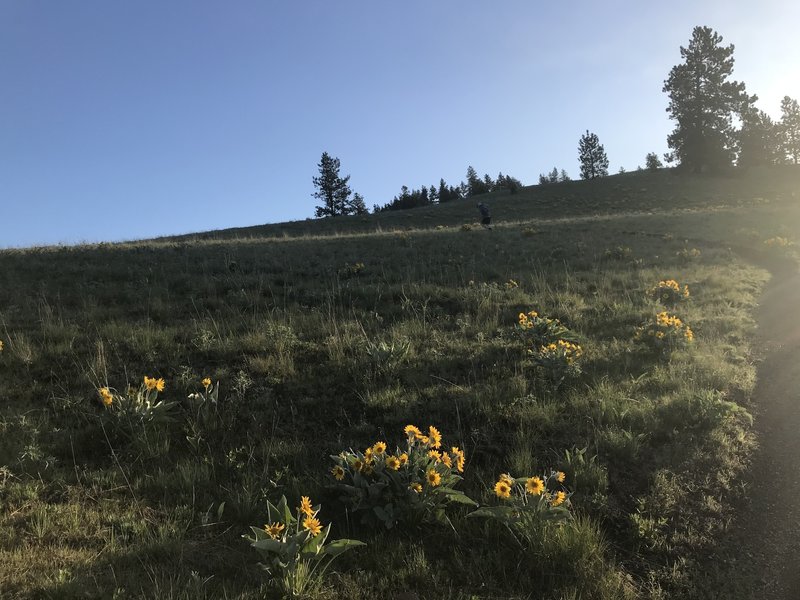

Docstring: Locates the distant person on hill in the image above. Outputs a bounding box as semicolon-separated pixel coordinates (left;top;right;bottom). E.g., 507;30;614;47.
477;202;492;230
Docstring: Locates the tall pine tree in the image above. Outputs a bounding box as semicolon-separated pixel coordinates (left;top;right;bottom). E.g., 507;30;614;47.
779;96;800;165
578;131;609;179
663;26;755;171
312;152;352;217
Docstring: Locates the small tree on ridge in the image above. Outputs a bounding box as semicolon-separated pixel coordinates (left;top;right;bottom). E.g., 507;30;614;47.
313;152;352;217
578;130;609;179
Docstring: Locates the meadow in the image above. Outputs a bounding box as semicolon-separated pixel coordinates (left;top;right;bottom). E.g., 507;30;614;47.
1;167;799;599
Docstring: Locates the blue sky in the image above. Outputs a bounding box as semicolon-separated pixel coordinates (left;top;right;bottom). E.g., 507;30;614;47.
1;1;798;247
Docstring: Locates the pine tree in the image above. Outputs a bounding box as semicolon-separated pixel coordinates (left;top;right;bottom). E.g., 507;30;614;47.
496;173;522;194
663;26;756;171
438;179;452;203
348;192;369;215
645;152;663;171
738;108;780;168
779;96;800;165
578;131;609;179
466;166;488;196
312;152;352;217
559;169;571;182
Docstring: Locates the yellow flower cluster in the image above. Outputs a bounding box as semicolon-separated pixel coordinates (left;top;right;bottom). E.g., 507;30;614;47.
298;496;323;537
331;424;466;506
492;470;568;507
656;312;693;340
651;279;690;302
539;340;583;363
143;376;165;392
404;424;442;450
340;440;406;477
202;377;212;388
637;311;694;345
505;279;519;290
517;310;540;330
262;495;323;540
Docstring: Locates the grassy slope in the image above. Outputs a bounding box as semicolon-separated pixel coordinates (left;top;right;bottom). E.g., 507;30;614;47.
1;168;799;599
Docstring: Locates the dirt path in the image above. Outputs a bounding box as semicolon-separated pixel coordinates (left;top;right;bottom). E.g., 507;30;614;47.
712;258;800;598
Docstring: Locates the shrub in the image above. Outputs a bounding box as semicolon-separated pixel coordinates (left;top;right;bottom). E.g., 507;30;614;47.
531;339;583;388
329;425;475;529
469;470;572;542
98;376;177;456
649;279;690;306
635;311;694;353
517;310;577;348
243;495;364;598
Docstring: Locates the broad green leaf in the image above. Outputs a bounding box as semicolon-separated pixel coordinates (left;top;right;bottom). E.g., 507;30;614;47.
441;490;477;506
251;538;285;554
323;539;366;557
300;523;330;557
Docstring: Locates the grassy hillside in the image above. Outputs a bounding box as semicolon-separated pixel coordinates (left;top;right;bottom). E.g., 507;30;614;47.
1;168;799;599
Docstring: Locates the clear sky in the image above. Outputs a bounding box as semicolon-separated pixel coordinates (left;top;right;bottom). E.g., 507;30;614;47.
1;1;798;247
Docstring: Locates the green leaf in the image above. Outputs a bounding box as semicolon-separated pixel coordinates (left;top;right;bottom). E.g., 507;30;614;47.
322;538;366;557
251;538;285;554
247;526;268;541
300;524;330;557
440;490;477;506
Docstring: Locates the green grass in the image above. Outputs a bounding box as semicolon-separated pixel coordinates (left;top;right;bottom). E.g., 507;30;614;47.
0;167;799;599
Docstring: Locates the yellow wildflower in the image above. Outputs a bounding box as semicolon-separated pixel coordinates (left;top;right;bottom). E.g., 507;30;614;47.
555;471;566;483
499;473;514;486
264;522;285;539
428;450;442;463
353;458;364;472
202;377;212;388
526;476;544;495
99;387;113;407
372;441;387;455
494;479;512;499
410;482;422;493
385;455;401;470
302;516;323;537
144;376;165;392
426;468;441;487
451;447;465;472
399;452;409;466
299;496;314;517
404;424;422;439
427;426;442;449
441;452;453;468
331;465;345;481
550;491;566;507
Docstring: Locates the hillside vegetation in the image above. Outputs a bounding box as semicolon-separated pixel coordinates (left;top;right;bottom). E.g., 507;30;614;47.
1;168;799;599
